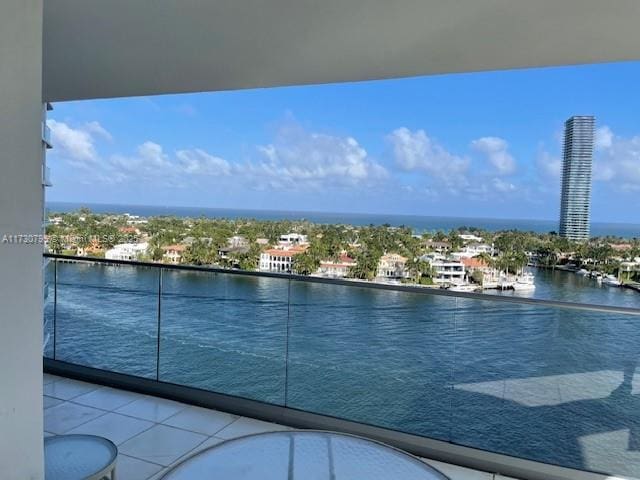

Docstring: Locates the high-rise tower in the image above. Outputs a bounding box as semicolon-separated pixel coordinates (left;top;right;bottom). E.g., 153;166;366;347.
559;115;595;241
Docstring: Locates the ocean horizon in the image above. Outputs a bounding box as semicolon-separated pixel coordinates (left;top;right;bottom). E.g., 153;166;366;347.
46;201;640;238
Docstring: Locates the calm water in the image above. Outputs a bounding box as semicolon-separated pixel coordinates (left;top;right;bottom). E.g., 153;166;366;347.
47;201;640;237
44;262;640;477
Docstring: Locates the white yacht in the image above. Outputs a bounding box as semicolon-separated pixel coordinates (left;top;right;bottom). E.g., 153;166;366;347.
602;274;622;287
449;284;481;293
576;268;589;276
513;272;536;291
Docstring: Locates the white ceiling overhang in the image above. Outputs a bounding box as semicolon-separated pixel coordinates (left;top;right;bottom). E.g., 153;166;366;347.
43;0;640;101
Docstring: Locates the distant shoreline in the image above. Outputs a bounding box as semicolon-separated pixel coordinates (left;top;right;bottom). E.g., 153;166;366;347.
46;201;640;238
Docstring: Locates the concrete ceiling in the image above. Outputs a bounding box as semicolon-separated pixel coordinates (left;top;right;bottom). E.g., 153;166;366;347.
43;0;640;102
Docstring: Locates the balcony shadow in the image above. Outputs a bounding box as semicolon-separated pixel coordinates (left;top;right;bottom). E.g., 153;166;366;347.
430;363;640;477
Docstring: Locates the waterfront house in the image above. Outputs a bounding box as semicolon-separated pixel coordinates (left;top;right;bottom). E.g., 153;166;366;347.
318;254;357;278
162;244;187;264
620;260;640;278
377;253;408;279
451;243;494;259
423;255;466;285
105;242;149;261
259;245;308;273
460;256;500;286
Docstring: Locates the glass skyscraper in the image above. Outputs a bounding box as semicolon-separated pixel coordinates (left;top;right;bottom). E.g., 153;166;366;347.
559;115;595;241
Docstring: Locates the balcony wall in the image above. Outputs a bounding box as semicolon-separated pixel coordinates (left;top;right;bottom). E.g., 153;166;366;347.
0;2;45;478
44;255;640;479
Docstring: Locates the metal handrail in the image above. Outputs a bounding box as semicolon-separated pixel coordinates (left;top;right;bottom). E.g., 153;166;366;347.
43;253;640;316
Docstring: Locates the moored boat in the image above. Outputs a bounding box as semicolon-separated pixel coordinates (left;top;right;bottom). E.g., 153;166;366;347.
513;272;536;290
602;274;621;287
449;284;481;293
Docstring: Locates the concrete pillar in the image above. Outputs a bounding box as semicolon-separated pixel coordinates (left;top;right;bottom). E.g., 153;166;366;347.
0;0;45;478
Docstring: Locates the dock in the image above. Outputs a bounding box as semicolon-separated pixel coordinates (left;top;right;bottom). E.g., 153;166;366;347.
624;282;640;293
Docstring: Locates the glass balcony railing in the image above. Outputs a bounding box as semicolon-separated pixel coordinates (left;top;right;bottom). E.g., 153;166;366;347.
43;254;640;479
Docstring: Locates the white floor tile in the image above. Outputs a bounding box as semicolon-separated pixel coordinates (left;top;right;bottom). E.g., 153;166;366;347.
44;402;106;434
73;386;142;411
215;416;290;439
67;412;154;445
41;377;505;480
44;395;64;410
116;396;187;423
167;436;226;470
43;378;100;400
422;459;494;480
119;424;207;466
116;454;164;480
162;405;238;436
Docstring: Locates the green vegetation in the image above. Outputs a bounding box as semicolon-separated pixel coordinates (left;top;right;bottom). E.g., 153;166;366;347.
46;209;640;282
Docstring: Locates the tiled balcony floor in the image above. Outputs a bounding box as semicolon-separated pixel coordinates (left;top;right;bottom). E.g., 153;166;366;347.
43;373;517;480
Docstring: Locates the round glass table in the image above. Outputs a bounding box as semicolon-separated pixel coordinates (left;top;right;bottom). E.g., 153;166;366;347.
45;434;118;480
161;430;449;479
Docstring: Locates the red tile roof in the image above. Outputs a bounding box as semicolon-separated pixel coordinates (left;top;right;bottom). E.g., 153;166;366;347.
263;245;308;257
461;257;489;269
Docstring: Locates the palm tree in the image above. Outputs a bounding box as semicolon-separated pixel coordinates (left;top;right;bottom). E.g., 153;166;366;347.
48;235;62;254
349;251;379;280
293;252;319;275
476;252;496;269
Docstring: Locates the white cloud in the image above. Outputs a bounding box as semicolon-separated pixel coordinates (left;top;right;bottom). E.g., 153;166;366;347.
108;142;232;187
109;142;169;180
492;177;516;193
47;120;105;165
84;121;113;141
387;127;469;184
595;126;613;150
241;123;387;190
49;117;387;192
176;149;231;176
471;136;516;175
137;141;171;167
593;127;640;190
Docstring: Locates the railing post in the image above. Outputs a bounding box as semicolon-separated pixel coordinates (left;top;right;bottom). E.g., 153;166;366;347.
156;268;162;381
53;257;57;360
284;276;291;407
448;296;458;442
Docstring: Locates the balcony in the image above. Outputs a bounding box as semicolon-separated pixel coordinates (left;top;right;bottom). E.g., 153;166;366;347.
43;254;640;479
44;373;492;480
42;123;52;149
42;165;52;187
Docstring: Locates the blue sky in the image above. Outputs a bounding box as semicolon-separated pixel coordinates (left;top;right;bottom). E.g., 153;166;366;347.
47;61;640;223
